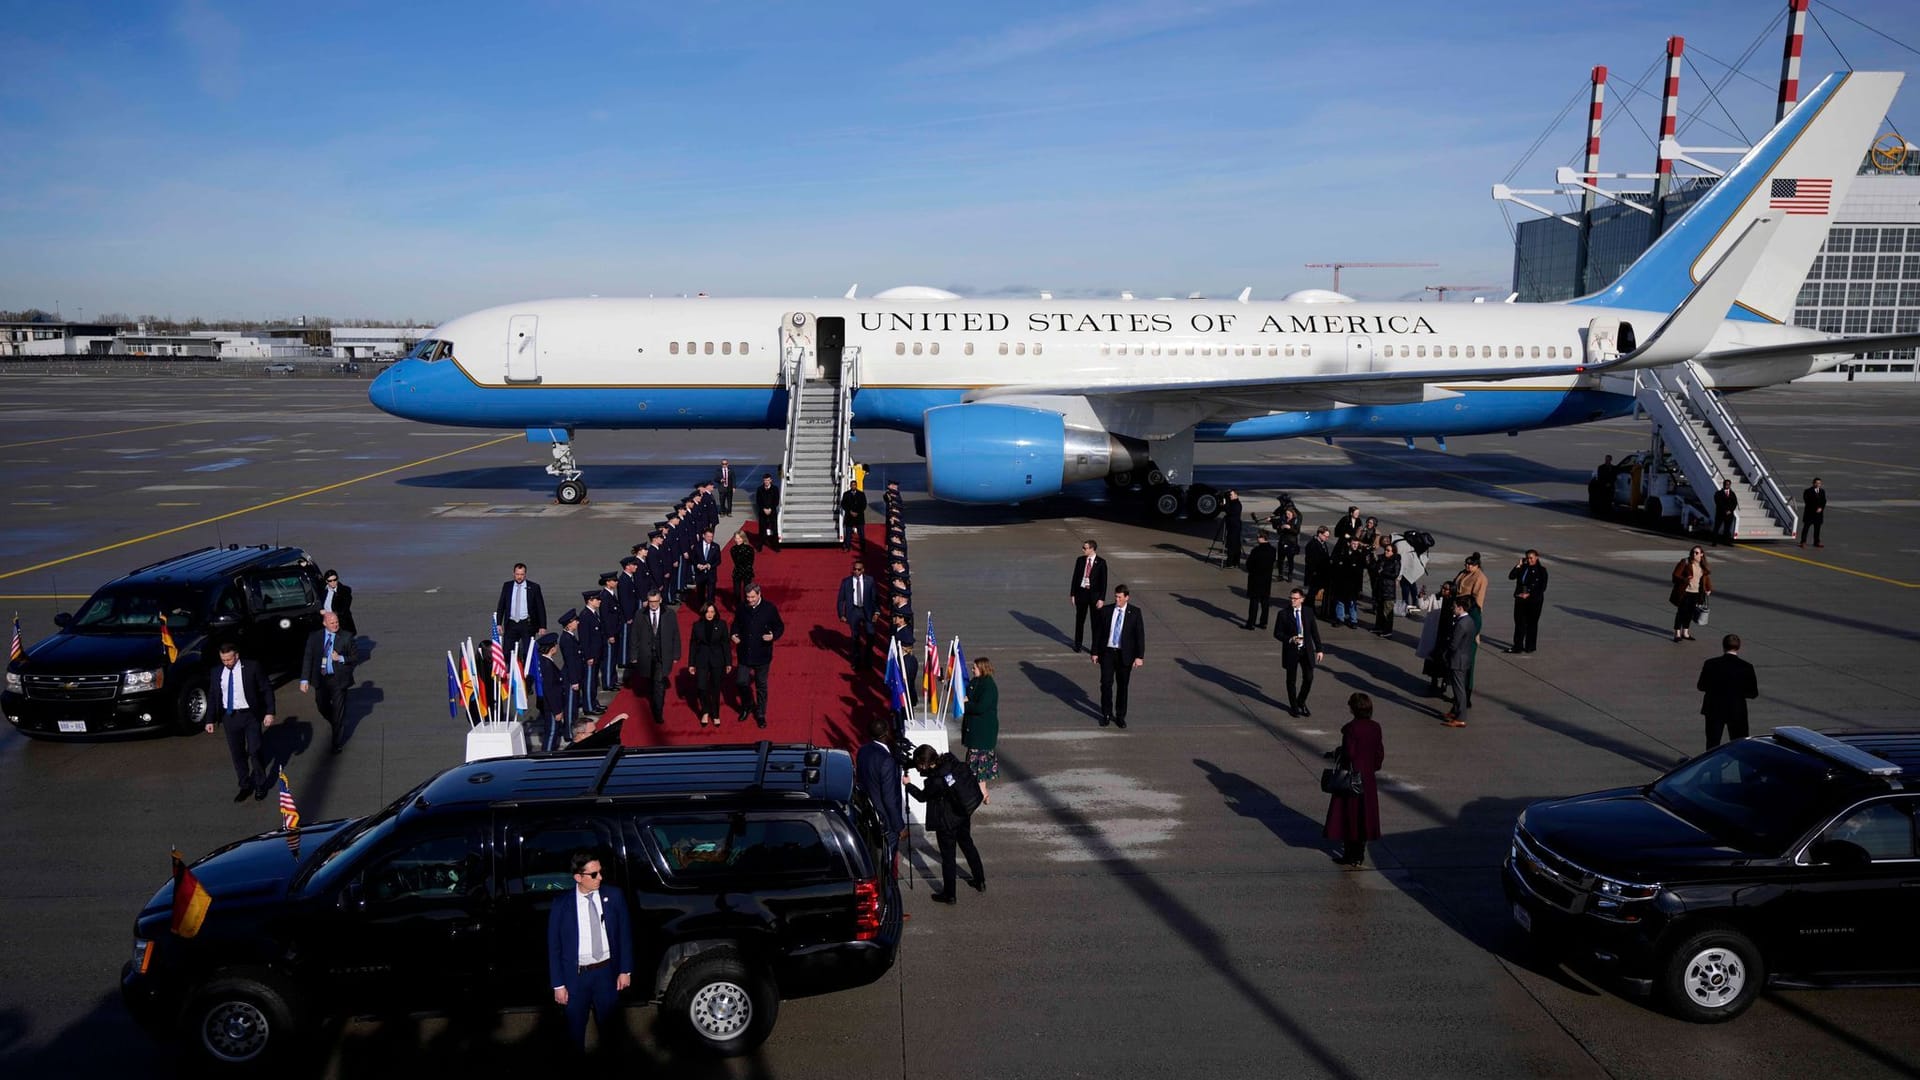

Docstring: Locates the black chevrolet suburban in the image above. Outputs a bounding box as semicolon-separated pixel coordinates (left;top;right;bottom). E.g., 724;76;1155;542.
3;545;325;739
122;743;902;1070
1506;726;1920;1022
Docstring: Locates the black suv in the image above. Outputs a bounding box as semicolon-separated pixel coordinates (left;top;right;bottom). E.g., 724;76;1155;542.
121;742;902;1070
1505;726;1920;1022
3;545;325;739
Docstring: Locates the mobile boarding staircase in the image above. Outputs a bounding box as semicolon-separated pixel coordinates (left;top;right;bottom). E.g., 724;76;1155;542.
775;313;859;545
1633;362;1799;541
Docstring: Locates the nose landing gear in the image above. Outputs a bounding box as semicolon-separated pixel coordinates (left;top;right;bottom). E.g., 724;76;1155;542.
546;442;588;504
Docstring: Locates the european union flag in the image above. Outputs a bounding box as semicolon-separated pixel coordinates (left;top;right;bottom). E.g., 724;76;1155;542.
445;652;462;722
885;637;912;717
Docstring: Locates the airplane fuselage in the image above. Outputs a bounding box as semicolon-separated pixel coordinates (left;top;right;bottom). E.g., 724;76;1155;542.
370;295;1829;442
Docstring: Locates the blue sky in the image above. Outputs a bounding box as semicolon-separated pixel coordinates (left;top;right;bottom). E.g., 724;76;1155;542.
3;0;1916;320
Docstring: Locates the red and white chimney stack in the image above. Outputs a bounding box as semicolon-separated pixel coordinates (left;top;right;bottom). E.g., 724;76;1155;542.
1778;0;1810;122
1582;65;1608;213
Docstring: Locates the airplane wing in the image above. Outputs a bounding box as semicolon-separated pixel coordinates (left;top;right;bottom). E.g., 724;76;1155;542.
967;361;1587;413
1700;331;1920;365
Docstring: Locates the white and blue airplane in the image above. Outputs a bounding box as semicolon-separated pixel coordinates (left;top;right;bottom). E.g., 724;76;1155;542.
372;71;1913;513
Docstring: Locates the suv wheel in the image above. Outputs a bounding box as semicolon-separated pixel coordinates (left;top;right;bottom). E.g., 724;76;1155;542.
176;682;210;735
182;973;298;1072
1659;925;1763;1023
664;951;778;1056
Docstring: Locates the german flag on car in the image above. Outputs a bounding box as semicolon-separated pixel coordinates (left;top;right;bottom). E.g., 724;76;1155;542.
169;849;211;938
159;612;178;663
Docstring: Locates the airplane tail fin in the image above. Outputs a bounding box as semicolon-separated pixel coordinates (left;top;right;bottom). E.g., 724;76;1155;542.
1573;70;1902;323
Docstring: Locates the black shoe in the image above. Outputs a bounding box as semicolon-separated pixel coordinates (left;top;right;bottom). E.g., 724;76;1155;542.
233;787;252;803
928;891;956;905
1504;647;1522;654
738;710;751;723
1243;624;1256;631
1297;705;1311;717
969;878;987;893
330;740;344;755
253;786;270;801
1113;716;1127;729
1098;714;1111;727
1286;704;1298;718
755;716;767;729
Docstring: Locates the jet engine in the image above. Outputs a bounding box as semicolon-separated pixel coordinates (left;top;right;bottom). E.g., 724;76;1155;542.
922;403;1146;504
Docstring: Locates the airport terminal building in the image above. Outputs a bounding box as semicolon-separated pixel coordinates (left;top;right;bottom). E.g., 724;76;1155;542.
1512;153;1920;381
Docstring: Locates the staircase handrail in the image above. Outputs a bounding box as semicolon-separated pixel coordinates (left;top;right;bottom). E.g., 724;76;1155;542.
1673;363;1798;535
1634;369;1727;510
831;347;861;543
779;342;809;487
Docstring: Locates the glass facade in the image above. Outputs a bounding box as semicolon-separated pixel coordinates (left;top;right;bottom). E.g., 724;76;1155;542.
1509;152;1920;378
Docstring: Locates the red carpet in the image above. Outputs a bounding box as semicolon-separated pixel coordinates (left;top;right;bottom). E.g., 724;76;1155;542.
587;527;890;753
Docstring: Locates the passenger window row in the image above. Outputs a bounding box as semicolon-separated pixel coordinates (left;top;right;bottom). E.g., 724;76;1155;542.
667;342;751;356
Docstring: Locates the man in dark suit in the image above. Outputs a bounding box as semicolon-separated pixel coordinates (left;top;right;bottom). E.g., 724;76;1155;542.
1443;597;1475;728
837;560;878;672
626;590;680;724
1244;531;1277;630
1800;477;1826;548
1506;549;1549;654
1712;480;1739;546
1303;526;1334;620
731;584;784;727
495;562;547;661
689;528;720;609
754;474;781;549
204;642;277;801
1090;584;1145;728
1697;633;1759;749
614;558;641;680
716;459;735;515
855;718;907;874
547;852;632;1053
1067;538;1108;653
298;611;357;753
840;480;867;550
1275;587;1323;717
534;634;568;749
319;569;355;637
1221;490;1243;569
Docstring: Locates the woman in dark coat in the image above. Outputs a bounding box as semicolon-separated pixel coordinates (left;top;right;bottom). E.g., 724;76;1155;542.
1418;580;1457;695
1275;506;1302;581
960;658;999;802
1369;537;1400;636
727;531;756;608
1324;692;1385;868
686;601;730;728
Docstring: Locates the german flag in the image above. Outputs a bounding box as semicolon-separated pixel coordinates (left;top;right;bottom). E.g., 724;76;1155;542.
159;612;178;663
169;849;211;938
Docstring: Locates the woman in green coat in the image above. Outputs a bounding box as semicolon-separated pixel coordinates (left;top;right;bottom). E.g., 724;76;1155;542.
961;657;999;802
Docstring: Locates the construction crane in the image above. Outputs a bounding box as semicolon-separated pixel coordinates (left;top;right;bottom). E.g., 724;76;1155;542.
1303;261;1437;292
1423;284;1502;302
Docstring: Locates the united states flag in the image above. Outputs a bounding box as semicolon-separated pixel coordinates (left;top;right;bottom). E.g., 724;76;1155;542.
277;770;300;831
9;613;21;662
1768;177;1832;215
490;620;508;680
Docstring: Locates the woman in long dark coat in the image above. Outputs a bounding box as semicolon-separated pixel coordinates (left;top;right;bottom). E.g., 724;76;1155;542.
960;657;999;803
727;531;756;609
686;601;731;728
1324;692;1385;868
1369;537;1400;636
1417;580;1457;695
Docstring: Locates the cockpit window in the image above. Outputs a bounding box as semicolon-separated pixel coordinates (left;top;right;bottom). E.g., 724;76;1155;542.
406;338;452;362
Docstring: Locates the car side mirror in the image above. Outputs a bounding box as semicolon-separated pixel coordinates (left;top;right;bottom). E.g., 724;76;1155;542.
209;614;240;629
1808;839;1871;868
54;612;71;628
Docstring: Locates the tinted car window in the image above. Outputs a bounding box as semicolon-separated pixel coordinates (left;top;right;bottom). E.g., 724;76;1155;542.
651;818;833;880
71;587;205;631
519;821;617;894
1823;800;1916;861
365;833;482;904
1652;740;1876;853
252;569;314;613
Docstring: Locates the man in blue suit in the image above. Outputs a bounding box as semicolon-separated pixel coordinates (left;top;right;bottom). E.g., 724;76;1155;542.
837;560;878;672
547;852;633;1052
855;718;907;874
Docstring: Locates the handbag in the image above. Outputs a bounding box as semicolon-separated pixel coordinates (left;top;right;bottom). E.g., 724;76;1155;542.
1693;604;1710;626
948;767;985;817
1319;749;1364;797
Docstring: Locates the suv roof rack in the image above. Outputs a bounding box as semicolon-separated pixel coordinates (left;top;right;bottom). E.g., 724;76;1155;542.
457;742;840;806
1774;726;1906;782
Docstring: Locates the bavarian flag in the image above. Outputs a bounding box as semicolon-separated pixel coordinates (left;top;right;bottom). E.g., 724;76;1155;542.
158;612;178;663
169;849;211;938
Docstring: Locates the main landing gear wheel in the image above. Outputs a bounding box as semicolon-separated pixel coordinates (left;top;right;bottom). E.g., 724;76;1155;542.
1187;484;1221;518
1151;490;1184;518
556;479;587;505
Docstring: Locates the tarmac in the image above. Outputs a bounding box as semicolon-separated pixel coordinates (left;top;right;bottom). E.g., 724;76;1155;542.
1;373;1917;1079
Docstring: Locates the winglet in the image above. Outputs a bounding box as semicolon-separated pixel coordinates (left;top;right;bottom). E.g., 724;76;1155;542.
1237;287;1252;304
844;283;859;300
1603;215;1781;370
